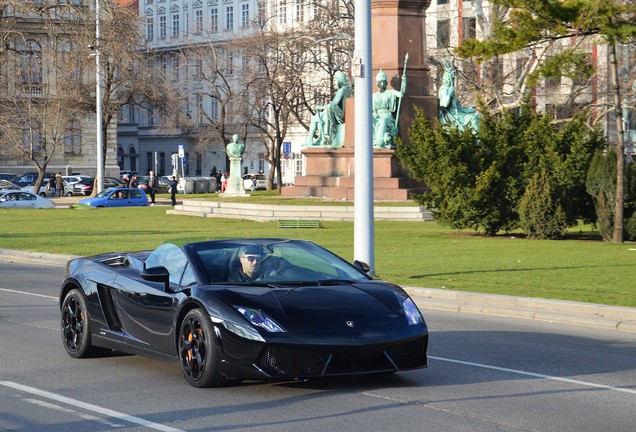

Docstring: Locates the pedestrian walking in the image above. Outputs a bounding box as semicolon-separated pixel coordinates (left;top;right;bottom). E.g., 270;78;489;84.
169;176;178;206
147;170;158;205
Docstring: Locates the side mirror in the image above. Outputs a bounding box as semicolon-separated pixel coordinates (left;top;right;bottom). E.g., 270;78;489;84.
141;266;170;291
353;260;372;274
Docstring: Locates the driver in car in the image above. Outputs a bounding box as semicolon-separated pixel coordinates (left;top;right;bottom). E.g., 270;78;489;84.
231;246;290;282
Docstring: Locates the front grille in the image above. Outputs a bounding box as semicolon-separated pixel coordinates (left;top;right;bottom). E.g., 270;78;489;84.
385;336;428;369
257;347;329;377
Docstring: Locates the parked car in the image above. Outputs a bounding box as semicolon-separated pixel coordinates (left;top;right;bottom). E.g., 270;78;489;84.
63;175;92;188
0;190;55;209
73;178;95;196
243;174;267;191
0;180;21;191
0;173;16;181
22;179;74;197
73;177;127;196
137;175;171;193
104;177;125;188
77;187;149;207
10;172;41;187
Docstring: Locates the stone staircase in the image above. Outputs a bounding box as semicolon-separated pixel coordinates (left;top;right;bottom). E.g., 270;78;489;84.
166;199;433;222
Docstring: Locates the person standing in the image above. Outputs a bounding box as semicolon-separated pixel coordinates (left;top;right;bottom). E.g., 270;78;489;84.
148;170;158;205
48;173;56;196
128;174;138;188
55;172;64;197
169;176;178;206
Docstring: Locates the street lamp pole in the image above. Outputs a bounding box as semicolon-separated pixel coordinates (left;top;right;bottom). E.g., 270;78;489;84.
95;0;104;193
353;0;374;273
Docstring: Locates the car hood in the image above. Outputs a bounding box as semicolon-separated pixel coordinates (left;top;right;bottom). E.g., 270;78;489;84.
208;281;408;333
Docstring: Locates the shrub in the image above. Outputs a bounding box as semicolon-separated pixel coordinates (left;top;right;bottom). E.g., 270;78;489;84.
518;171;568;239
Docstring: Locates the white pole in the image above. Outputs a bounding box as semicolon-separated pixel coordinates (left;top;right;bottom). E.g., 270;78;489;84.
353;0;374;273
95;0;104;193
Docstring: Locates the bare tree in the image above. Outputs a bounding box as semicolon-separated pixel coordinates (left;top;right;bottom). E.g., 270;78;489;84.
0;3;87;191
66;3;181;169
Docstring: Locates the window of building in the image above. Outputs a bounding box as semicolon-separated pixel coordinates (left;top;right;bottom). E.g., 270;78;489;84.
226;6;234;31
278;0;286;24
437;0;449;4
159;152;166;175
159;16;167;39
184;152;190;175
23;122;42;153
196;153;202;176
196;93;203;125
172;55;180;81
241;3;250;28
20;40;42;94
146;17;154;41
295;0;303;22
226;51;234;75
210;8;218;32
437;19;450;48
64;120;81;154
211;97;218;121
129;147;137;172
172;14;180;38
147;152;153;173
462;17;476;40
294;155;302;177
195;10;203;33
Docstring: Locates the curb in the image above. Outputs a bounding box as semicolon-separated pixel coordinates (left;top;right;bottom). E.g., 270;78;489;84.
2;248;635;335
404;287;636;334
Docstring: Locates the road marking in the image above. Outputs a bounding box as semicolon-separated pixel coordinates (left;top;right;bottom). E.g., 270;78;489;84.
430;356;636;395
0;287;57;301
25;398;125;428
0;381;186;432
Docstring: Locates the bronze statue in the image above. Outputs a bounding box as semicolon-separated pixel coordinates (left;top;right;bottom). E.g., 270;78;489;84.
304;71;351;148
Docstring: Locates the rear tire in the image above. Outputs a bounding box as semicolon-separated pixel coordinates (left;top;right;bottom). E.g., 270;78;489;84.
60;288;110;358
178;309;226;388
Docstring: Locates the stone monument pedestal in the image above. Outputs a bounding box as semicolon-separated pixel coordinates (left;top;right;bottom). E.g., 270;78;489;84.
280;146;427;201
221;156;247;197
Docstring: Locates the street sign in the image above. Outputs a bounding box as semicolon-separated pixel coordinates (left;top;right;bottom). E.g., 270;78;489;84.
178;144;185;158
282;141;291;153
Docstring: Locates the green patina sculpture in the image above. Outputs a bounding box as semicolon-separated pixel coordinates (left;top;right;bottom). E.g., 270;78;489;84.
304;71;351;148
438;61;479;132
226;134;245;158
372;64;407;149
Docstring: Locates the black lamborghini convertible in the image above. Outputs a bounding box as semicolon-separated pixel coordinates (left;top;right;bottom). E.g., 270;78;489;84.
59;239;428;387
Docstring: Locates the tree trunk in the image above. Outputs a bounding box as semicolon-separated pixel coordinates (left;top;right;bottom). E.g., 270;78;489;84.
609;44;625;243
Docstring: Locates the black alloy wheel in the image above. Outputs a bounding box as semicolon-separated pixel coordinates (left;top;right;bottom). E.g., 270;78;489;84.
60;289;110;358
178;309;226;388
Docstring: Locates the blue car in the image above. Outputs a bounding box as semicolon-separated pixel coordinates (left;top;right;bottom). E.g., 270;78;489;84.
78;187;148;207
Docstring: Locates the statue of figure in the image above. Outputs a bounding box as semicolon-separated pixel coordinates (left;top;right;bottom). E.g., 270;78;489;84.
226;134;245;158
304;71;351;147
372;69;406;148
438;62;479;132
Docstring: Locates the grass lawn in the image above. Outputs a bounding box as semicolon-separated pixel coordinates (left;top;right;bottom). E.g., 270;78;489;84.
1;199;634;308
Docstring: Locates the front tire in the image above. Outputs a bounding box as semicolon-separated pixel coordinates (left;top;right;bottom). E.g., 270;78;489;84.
60;288;110;358
178;309;226;388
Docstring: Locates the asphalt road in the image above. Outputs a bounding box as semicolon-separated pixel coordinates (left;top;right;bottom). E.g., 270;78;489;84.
1;261;635;432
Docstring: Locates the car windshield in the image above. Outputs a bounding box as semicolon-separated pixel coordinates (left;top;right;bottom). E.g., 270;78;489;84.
187;239;371;285
96;188;117;198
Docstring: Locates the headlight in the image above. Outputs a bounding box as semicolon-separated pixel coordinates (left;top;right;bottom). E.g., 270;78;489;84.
234;306;287;333
222;320;265;342
402;298;424;325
